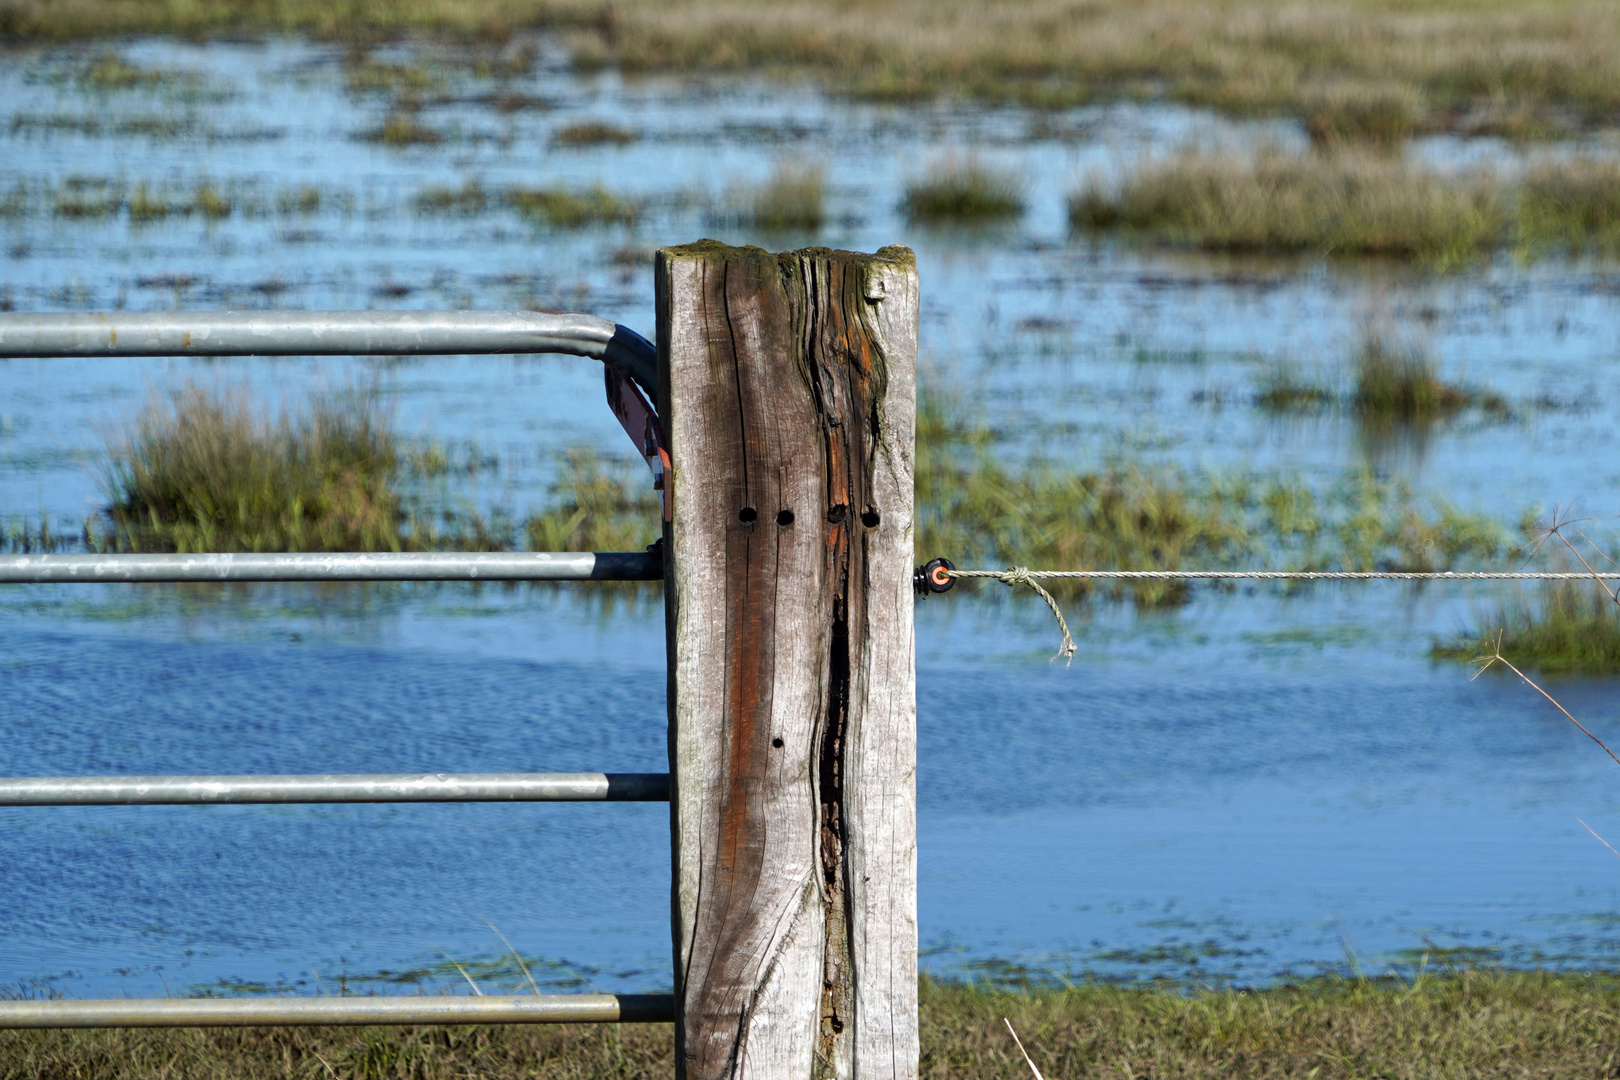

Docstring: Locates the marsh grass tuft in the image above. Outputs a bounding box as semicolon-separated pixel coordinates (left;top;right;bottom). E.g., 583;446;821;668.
1519;158;1620;258
1072;149;1620;265
1069;150;1504;265
102;384;405;553
510;186;641;228
902;159;1023;223
6;973;1620;1079
1304;85;1421;148
1437;581;1620;675
1350;333;1499;420
524;450;661;553
0;514;84;554
1255;364;1335;413
366;109;445;146
727;163;826;231
552;121;637;147
127;179;233;222
414;178;492;215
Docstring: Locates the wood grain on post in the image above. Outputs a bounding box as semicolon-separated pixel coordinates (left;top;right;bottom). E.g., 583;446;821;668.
657;242;918;1080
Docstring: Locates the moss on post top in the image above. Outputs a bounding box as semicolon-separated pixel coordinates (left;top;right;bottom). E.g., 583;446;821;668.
657;239;915;272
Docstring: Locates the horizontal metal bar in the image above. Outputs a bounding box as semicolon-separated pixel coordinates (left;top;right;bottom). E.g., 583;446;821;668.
0;551;662;583
0;772;669;806
0;311;658;393
0;994;675;1028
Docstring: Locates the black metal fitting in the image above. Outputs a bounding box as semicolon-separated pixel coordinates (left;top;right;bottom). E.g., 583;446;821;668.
913;557;955;597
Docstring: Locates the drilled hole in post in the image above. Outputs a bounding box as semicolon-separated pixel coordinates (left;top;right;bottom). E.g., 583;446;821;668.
772;737;784;748
860;508;880;528
738;507;757;524
776;509;795;527
827;504;847;524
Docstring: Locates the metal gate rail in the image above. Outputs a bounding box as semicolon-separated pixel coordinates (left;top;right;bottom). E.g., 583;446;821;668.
1;550;662;583
0;773;669;805
0;995;676;1028
0;309;672;1028
0;310;658;393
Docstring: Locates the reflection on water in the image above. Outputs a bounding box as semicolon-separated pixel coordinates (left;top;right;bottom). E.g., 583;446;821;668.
4;36;1620;995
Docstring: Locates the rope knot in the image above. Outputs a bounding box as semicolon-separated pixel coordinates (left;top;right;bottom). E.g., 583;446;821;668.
994;566;1075;665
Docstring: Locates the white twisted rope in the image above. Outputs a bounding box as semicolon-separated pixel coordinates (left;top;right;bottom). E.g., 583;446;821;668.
945;566;1620;662
948;569;1620;581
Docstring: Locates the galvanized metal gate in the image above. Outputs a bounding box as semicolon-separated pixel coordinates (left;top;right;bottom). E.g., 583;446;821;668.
0;310;676;1028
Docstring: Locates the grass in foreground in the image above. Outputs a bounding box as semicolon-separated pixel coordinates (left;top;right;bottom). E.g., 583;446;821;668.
1071;150;1620;266
6;973;1620;1079
11;1;1620;139
1435;581;1620;675
902;160;1023;224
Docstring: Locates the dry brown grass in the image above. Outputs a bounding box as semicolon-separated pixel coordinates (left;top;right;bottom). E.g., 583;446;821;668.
7;1;1620;136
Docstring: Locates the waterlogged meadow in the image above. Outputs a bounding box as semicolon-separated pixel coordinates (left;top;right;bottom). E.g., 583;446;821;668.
7;31;1620;1011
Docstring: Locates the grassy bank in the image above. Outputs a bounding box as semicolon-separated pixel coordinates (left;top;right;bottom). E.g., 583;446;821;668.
1070;150;1620;266
5;972;1620;1079
6;1;1620;138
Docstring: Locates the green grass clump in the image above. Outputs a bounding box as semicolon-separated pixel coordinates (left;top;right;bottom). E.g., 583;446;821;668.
365;110;445;146
1351;335;1473;419
509;186;642;228
344;56;444;96
1436;581;1620;675
1304;84;1421;148
6;972;1620;1079
525;450;661;553
901;160;1023;223
734;163;826;230
54;176;123;219
1518;157;1620;258
414;179;491;215
1255;364;1335;412
552;121;637;146
127;179;233;222
1072;149;1620;266
0;514;84;554
1069;150;1506;266
276;185;323;214
102;383;405;554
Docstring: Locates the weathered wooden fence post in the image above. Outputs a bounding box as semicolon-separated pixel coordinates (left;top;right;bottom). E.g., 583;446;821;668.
657;242;919;1080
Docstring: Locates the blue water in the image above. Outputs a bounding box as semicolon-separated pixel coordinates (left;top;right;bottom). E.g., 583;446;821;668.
5;35;1620;998
6;585;1620;995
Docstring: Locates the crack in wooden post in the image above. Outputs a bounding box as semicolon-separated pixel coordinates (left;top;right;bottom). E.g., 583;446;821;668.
659;242;918;1080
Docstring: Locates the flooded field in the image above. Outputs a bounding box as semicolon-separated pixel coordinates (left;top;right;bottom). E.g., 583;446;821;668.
5;37;1620;998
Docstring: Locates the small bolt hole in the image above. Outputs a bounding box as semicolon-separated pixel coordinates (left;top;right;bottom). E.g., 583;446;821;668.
827;504;847;524
738;507;757;524
771;737;784;748
860;508;880;528
776;509;795;527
